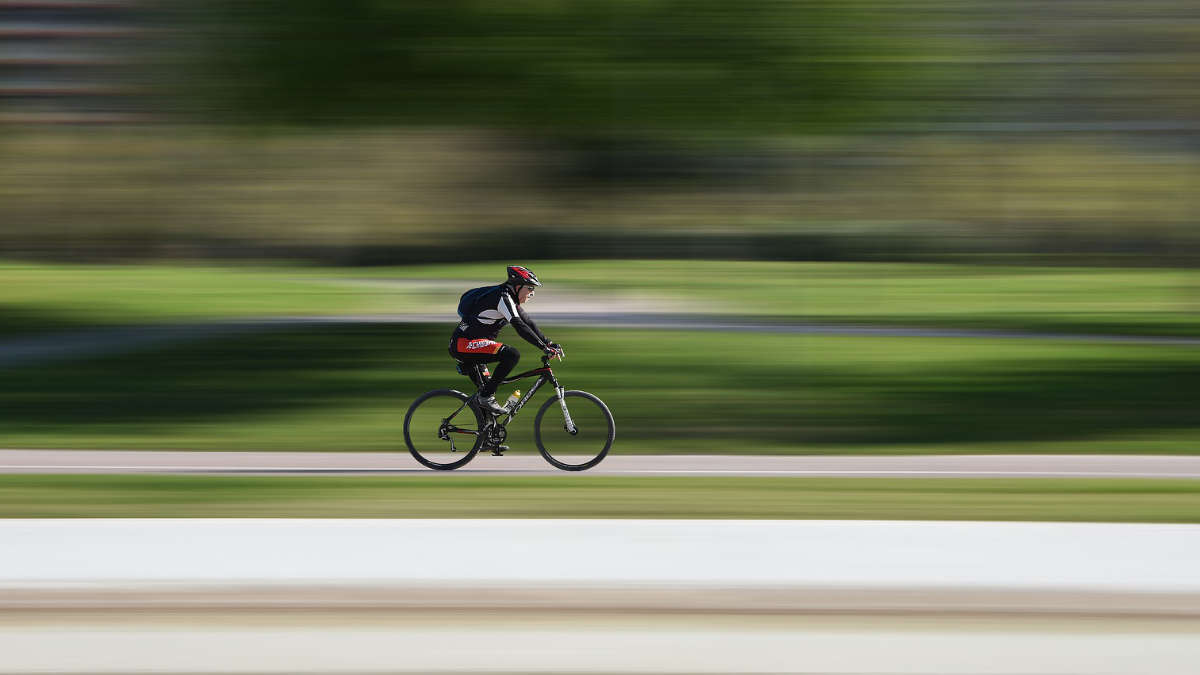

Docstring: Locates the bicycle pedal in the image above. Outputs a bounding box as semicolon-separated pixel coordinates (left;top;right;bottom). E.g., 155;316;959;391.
490;445;509;456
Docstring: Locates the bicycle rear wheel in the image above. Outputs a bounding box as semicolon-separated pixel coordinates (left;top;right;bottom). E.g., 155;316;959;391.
534;390;614;471
404;389;484;470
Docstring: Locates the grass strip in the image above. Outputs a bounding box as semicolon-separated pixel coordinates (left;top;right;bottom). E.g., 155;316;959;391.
1;475;1198;521
0;262;422;338
3;260;1200;338
3;324;1199;453
390;260;1200;337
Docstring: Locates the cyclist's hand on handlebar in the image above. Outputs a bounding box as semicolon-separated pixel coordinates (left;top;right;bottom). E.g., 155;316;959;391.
544;343;565;360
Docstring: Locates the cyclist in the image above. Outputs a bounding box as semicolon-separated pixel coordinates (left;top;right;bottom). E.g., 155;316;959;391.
450;265;564;414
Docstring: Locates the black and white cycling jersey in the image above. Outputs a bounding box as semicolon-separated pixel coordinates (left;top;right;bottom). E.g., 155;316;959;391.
451;284;550;351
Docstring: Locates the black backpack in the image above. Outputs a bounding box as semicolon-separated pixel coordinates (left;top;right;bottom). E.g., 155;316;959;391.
457;285;496;319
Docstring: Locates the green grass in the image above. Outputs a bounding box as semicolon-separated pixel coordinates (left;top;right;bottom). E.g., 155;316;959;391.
3;260;1198;454
2;475;1198;521
3;324;1198;453
3;260;1200;338
386;260;1200;337
0;261;425;337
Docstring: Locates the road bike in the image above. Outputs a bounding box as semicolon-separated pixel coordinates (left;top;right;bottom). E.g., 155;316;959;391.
404;354;614;471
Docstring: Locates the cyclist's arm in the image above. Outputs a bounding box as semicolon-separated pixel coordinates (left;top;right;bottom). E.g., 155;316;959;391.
497;294;550;351
516;305;552;346
520;308;563;357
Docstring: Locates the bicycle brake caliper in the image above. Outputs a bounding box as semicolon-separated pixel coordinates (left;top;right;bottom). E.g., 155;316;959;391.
557;387;578;435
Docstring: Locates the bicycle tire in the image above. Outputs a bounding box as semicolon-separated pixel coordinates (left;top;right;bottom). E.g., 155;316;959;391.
404;389;484;470
534;390;614;471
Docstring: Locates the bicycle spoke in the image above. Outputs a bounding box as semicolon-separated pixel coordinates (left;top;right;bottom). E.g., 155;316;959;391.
534;390;614;471
405;390;484;470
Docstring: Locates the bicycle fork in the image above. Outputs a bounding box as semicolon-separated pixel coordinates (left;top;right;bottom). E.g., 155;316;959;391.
557;386;578;435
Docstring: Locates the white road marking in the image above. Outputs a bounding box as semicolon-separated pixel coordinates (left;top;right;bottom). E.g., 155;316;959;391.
3;519;1199;590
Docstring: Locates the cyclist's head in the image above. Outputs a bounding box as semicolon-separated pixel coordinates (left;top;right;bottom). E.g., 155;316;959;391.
506;265;541;288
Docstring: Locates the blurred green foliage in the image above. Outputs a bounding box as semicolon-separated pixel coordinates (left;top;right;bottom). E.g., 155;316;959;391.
172;1;1200;131
4;129;1199;264
178;0;934;133
9;1;1200;265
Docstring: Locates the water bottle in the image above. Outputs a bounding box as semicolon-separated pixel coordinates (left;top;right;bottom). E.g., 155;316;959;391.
503;390;521;410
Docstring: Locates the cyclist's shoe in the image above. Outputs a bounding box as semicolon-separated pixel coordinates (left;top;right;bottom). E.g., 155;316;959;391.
472;393;509;415
489;444;510;456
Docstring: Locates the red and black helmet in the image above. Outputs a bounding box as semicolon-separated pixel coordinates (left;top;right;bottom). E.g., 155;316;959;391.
506;265;541;287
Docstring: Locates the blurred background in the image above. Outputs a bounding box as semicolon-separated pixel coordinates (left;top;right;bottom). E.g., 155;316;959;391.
5;0;1200;264
4;6;1200;673
1;0;1199;456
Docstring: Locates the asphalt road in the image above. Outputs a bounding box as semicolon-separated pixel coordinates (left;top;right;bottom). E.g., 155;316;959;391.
3;449;1200;477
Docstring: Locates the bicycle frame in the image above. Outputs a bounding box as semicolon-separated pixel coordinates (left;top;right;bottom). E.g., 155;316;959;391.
497;358;560;423
441;356;574;440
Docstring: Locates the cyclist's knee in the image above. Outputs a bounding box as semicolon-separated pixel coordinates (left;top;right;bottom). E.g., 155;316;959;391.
499;344;520;365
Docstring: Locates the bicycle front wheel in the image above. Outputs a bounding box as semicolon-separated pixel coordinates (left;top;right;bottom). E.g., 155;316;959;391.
404;389;484;470
534;390;614;471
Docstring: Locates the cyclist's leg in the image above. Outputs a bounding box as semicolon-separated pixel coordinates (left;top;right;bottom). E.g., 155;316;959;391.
449;340;520;398
479;345;519;397
449;343;488;389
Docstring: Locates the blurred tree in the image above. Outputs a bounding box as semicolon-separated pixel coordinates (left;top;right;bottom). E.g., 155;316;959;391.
172;0;939;135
